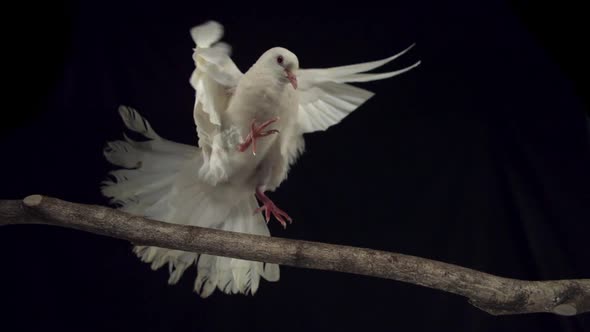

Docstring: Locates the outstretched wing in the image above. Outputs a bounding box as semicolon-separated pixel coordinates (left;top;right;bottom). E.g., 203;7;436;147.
296;45;420;133
189;21;243;154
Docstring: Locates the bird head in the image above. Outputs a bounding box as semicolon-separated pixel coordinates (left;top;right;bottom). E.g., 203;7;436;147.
256;47;299;89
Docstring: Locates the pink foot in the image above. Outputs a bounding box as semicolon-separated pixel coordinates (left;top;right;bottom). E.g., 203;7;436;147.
237;118;280;155
254;187;292;228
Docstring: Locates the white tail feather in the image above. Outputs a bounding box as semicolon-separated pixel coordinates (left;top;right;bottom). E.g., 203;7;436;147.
102;106;279;297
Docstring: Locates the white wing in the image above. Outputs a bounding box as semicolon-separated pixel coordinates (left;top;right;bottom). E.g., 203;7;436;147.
297;45;420;133
189;21;244;184
188;21;243;153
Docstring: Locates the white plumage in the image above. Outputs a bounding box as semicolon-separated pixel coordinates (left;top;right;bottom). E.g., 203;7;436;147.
102;20;419;297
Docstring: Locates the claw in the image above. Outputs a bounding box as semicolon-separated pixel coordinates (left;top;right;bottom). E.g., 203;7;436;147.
237;118;280;155
254;187;292;228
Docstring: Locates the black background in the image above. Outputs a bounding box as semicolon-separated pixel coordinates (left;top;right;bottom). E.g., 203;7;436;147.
1;1;589;331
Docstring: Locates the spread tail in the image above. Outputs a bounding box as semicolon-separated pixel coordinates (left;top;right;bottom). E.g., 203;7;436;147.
102;106;279;297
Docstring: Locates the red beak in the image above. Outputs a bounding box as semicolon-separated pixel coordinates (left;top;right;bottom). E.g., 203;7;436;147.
285;69;298;90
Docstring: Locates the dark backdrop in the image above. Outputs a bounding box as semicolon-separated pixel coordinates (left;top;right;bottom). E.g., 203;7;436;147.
2;1;589;331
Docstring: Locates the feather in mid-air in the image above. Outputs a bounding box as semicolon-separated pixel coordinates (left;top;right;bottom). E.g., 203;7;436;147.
102;21;420;297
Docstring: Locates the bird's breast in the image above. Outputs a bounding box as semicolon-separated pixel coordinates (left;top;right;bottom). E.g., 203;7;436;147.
236;79;298;127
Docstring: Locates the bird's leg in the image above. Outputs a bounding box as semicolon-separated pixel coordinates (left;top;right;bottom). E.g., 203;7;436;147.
237;117;280;155
254;187;292;228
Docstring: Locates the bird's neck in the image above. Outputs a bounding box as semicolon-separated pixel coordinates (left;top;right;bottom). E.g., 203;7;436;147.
242;69;287;95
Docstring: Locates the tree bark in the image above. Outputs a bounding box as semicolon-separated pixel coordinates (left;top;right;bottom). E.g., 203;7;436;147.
0;195;588;316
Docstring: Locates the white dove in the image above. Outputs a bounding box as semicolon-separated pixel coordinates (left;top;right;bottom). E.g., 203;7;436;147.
102;20;420;297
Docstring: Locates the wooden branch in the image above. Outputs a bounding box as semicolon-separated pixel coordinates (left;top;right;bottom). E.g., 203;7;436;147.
1;195;588;316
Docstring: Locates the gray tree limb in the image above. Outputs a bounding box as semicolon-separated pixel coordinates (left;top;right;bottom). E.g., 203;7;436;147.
0;195;588;316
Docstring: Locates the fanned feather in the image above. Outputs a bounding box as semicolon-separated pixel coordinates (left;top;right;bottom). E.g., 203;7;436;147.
103;107;280;298
118;106;160;140
296;45;420;133
298;44;417;87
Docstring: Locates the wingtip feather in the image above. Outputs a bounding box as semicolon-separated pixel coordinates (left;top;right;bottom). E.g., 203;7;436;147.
190;20;224;48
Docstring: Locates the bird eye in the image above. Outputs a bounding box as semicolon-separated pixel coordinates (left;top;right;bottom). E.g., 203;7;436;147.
277;55;284;65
